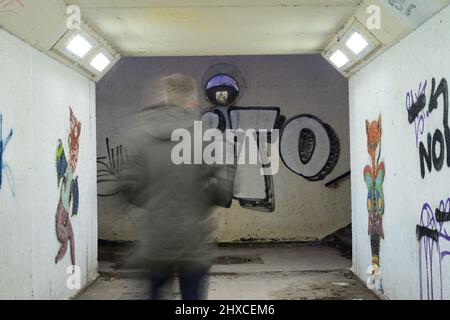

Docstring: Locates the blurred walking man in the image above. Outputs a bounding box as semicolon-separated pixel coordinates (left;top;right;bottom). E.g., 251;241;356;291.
119;74;234;300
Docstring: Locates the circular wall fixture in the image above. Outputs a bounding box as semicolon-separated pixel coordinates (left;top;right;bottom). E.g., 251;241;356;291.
201;63;246;107
206;74;239;107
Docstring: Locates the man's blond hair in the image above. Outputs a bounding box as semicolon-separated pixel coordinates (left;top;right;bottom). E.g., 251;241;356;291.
160;73;198;107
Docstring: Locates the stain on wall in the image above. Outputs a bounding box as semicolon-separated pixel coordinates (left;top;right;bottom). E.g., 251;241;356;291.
55;107;81;266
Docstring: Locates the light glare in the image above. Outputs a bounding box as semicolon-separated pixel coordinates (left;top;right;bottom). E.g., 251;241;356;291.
90;53;111;72
329;50;349;69
66;34;93;58
346;32;369;55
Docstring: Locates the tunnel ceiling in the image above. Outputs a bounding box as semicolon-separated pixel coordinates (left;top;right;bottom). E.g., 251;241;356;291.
64;0;362;57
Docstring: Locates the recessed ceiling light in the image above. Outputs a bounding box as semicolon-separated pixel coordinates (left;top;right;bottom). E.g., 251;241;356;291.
329;50;349;69
345;32;369;55
90;52;111;72
66;34;93;58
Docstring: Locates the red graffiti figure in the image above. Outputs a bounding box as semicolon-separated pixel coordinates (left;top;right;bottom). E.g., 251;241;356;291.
55;108;81;265
363;115;385;270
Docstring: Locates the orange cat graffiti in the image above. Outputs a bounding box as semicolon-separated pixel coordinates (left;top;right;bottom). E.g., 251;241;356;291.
363;115;385;269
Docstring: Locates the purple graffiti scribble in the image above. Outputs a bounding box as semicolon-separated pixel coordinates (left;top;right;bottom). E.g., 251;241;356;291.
417;197;450;300
406;80;428;148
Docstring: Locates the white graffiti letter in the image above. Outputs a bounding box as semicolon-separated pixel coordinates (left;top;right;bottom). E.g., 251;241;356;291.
66;265;81;290
259;130;280;176
66;5;81;30
235;129;258;165
366;5;381;30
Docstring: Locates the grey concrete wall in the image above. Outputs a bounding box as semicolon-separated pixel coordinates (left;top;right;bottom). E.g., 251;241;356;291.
96;54;350;242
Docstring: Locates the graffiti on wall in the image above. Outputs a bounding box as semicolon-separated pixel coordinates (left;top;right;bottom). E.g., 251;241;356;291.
280;114;340;182
202;106;340;212
363;115;385;287
97;138;128;197
406;80;428;148
55;107;81;266
416;198;450;300
0;0;24;9
406;78;449;179
0;114;14;196
384;0;417;17
99;105;340;209
382;0;445;28
407;77;450;299
227;107;281;212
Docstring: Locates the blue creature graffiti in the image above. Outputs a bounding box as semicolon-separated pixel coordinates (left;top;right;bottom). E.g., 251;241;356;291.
0;114;14;196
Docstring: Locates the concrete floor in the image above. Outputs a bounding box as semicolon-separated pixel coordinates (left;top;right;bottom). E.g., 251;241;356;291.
77;243;378;300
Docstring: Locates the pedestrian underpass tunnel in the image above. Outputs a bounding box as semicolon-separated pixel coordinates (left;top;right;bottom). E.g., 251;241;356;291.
1;0;450;301
96;55;350;243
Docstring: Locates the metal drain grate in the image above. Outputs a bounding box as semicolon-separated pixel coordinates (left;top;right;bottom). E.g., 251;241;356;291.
209;270;347;278
214;255;263;265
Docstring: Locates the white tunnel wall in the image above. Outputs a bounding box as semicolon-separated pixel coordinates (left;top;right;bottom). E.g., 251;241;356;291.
96;55;350;242
350;5;450;300
0;28;34;299
0;29;97;299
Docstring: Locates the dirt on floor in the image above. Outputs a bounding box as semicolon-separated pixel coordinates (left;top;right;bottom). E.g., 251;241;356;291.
77;242;378;300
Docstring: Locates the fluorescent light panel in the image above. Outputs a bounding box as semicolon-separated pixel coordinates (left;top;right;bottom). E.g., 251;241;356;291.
66;34;93;58
329;50;349;69
90;52;111;72
345;32;369;55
